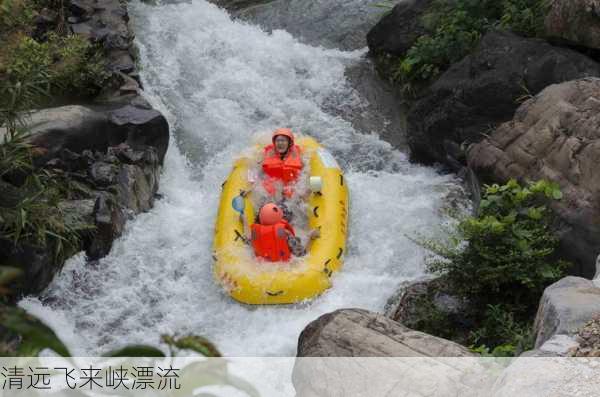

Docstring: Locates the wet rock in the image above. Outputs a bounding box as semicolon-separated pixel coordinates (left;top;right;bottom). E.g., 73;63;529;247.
25;106;110;164
116;162;157;214
467;78;600;276
58;199;96;233
109;105;170;162
87;192;125;260
407;30;600;166
22;105;169;167
108;50;136;74
90;161;120;186
110;143;145;164
367;0;434;56
544;0;600;50
297;308;475;357
533;276;600;348
70;21;94;38
342;59;408;150
235;0;386;50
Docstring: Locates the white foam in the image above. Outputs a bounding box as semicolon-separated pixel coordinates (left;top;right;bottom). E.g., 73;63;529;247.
19;0;464;356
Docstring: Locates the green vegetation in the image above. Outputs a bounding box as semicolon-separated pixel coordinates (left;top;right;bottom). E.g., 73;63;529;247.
418;179;569;355
0;306;260;396
0;87;90;290
0;0;108;299
389;0;548;92
1;0;110;103
3;31;110;100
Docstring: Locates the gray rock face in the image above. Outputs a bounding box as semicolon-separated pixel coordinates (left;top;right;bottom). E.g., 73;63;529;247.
467;78;600;276
533;276;600;348
231;0;387;50
294;309;495;397
297;308;475;357
67;0;142;101
407;30;600;167
25;104;169;166
367;0;434;56
545;0;600;50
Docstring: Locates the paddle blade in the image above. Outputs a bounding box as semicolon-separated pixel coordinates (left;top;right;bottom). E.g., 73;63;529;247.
232;195;245;214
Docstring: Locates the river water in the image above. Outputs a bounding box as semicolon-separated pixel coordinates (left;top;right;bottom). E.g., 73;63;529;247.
20;0;463;356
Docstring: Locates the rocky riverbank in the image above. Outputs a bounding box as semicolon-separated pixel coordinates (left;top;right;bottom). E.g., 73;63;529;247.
0;0;169;299
368;0;600;277
292;0;600;374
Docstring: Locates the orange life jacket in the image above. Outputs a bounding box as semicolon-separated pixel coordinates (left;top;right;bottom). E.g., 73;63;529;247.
251;220;295;262
262;144;303;197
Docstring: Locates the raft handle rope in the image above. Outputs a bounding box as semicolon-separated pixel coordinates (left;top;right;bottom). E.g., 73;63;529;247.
234;229;249;245
266;290;284;296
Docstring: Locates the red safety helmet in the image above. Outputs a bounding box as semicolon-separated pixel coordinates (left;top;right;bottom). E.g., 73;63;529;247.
272;128;295;145
259;203;284;225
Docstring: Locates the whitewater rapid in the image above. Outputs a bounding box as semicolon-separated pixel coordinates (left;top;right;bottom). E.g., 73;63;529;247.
20;0;463;356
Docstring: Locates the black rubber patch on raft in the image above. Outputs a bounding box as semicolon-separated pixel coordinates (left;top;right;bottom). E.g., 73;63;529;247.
266;290;284;296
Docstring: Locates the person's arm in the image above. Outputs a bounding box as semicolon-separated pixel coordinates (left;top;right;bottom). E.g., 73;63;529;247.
304;228;320;252
287;228;320;257
239;212;251;244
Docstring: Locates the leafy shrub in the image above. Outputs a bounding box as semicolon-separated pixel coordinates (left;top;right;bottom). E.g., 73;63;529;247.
4;36;53;84
425;179;568;310
418;179;569;354
391;0;548;90
4;33;110;99
0;0;35;36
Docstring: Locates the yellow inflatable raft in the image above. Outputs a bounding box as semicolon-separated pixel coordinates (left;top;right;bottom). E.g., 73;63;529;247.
213;136;349;304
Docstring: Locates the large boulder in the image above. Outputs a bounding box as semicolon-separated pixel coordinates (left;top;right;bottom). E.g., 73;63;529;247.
294;309;494;397
23;104;169;165
233;0;387;50
407;30;600;167
467;78;600;276
544;0;600;50
532;276;600;348
367;0;434;56
297;308;474;357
